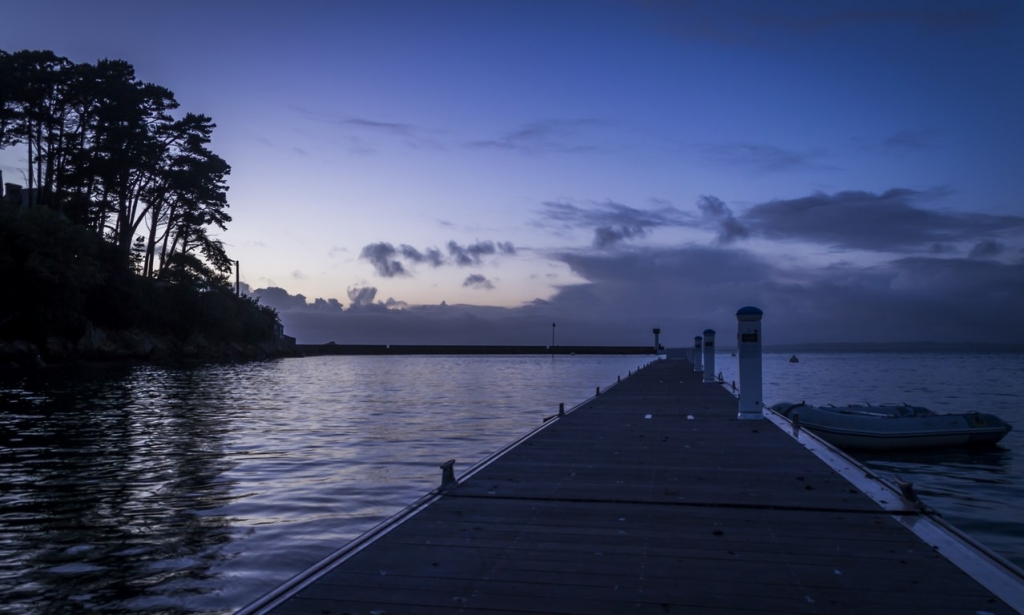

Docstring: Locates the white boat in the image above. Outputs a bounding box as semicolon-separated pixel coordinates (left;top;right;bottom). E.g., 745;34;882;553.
769;402;1013;451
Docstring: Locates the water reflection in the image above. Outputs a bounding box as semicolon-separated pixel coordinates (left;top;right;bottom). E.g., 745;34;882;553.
1;355;646;614
0;365;241;613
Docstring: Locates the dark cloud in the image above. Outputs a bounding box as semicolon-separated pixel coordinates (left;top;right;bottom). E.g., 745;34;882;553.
697;195;750;244
360;240;516;276
400;244;445;266
594;225;647;248
969;239;1005;259
447;240;500;266
470;119;605;154
347;286;378;306
738;189;1024;252
359;242;408;277
698;142;825;173
312;297;344;311
253;286;311;311
539;200;693;249
252;287;344;312
462;274;495;290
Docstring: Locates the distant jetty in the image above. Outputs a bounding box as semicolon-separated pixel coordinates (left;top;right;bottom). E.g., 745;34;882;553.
296;343;655;356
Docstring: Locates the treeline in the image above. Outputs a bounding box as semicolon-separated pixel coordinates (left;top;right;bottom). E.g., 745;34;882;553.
0;49;280;358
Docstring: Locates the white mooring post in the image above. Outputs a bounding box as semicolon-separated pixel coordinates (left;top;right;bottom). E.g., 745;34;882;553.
736;306;764;420
702;329;716;383
693;336;703;372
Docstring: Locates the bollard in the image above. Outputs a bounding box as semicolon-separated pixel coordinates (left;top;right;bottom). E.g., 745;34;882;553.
702;329;716;383
596;386;601;396
439;459;457;490
617;375;621;383
559;402;565;417
694;336;704;373
736;306;764;420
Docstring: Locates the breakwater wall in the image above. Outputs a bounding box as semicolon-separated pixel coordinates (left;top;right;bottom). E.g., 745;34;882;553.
296;344;654;356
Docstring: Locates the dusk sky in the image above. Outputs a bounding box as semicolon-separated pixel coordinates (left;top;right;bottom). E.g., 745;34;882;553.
4;0;1024;346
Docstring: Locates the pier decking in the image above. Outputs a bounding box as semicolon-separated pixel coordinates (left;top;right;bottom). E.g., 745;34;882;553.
245;360;1019;614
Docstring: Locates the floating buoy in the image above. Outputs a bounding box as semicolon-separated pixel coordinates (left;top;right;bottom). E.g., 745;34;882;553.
789;355;799;363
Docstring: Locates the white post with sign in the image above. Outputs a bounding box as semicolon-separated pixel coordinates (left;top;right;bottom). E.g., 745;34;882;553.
693;336;703;372
736;306;764;420
702;329;716;383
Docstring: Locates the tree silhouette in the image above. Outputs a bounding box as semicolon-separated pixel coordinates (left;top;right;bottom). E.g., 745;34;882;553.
0;49;278;353
1;49;232;286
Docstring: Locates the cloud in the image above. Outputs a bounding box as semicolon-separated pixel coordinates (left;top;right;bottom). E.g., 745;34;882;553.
969;239;1005;259
447;240;502;266
737;189;1024;252
399;244;445;267
359;242;408;277
360;240;517;277
292;108;440;150
347;286;379;306
343;117;416;136
470;119;606;154
593;225;647;248
698;142;825;173
462;274;495;290
269;244;1024;347
252;287;344;312
311;297;344;311
539;200;694;249
697;195;750;244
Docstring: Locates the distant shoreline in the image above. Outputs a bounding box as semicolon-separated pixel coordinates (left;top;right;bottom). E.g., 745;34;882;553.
297;344;656;356
758;342;1024;354
296;341;1024;356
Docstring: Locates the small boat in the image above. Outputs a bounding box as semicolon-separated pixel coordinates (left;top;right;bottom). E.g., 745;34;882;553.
789;355;799;363
769;401;1012;451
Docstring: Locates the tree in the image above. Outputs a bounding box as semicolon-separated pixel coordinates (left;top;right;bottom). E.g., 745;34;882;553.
0;49;232;286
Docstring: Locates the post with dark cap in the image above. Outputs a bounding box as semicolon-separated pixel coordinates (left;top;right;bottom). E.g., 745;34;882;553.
702;329;716;383
693;336;703;373
736;306;764;420
653;327;661;355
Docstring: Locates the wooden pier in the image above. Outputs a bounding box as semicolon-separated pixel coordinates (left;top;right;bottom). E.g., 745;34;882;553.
242;360;1021;614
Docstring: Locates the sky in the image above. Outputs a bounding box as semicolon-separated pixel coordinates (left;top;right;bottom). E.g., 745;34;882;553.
3;0;1024;346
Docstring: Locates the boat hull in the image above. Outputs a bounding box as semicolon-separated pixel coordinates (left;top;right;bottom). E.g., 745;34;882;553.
771;403;1012;451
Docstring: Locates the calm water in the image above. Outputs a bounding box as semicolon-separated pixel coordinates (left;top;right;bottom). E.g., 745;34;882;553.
0;353;1021;614
0;355;650;614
